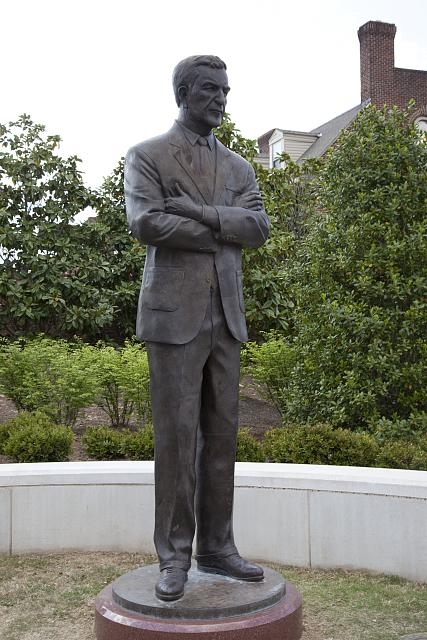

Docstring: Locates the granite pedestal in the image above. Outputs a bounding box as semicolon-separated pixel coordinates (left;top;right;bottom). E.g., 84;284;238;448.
95;563;302;639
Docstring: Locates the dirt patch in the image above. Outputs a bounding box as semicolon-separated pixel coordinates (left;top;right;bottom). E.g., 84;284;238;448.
0;395;17;424
239;376;281;438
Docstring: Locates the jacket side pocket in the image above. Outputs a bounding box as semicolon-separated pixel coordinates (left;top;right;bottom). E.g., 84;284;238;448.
144;267;184;311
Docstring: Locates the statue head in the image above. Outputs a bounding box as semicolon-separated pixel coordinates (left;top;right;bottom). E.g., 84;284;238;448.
173;55;229;135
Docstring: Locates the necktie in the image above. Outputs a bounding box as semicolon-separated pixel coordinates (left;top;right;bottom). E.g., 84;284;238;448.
196;136;215;175
194;136;215;200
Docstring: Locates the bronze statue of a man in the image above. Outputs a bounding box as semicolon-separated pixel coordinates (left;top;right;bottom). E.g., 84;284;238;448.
125;55;269;601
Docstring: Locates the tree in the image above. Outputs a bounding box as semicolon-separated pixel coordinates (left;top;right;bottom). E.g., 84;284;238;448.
0;115;144;341
88;159;145;342
0;115;101;337
279;104;427;427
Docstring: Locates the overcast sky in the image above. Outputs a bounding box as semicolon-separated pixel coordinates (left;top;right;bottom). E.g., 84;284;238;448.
2;0;427;188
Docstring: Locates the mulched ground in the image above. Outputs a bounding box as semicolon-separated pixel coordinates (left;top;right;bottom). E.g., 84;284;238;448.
0;376;281;463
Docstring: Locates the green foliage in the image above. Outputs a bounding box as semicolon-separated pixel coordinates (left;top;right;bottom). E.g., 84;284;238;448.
375;437;427;470
236;428;264;462
91;341;151;428
82;425;125;460
89;160;145;342
0;337;99;425
0;337;150;429
82;424;154;460
122;425;154;460
271;104;427;427
3;411;73;462
242;335;297;413
0;115;94;337
118;342;151;423
0;116;144;342
0;409;49;453
90;345;133;428
243;157;321;339
1;409;52;432
0;423;11;454
264;424;379;467
367;412;427;444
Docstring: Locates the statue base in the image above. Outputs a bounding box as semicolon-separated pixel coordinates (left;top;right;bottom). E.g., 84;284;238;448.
94;563;302;640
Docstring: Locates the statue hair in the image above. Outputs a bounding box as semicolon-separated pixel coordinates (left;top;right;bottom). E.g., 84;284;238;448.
172;55;227;106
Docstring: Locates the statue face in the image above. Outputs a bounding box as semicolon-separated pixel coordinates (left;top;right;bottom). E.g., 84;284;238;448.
182;67;230;134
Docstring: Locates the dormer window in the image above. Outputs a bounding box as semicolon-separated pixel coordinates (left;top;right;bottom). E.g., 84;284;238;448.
271;139;283;168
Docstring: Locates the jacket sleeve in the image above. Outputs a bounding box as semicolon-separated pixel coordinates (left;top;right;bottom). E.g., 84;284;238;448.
215;164;270;248
124;146;218;252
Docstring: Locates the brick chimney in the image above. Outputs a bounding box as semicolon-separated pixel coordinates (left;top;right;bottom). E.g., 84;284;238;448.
358;21;396;105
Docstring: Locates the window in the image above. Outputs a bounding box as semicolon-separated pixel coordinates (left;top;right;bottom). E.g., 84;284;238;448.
271;139;283;168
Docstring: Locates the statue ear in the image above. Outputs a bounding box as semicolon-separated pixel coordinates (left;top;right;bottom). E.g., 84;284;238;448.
178;85;187;108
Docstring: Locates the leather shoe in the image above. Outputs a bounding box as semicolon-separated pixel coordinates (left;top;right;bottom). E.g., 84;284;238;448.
197;553;264;581
155;567;188;601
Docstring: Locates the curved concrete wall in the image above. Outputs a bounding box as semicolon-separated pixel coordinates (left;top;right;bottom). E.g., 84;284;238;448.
0;461;426;582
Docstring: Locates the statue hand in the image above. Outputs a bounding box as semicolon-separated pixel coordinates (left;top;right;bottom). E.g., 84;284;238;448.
235;191;263;211
165;184;202;219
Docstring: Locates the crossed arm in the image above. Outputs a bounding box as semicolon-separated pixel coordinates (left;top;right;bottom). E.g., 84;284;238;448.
125;147;269;252
165;185;264;231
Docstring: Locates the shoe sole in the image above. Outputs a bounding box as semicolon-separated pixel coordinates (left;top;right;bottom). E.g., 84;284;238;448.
155;589;185;601
197;565;264;581
155;574;188;602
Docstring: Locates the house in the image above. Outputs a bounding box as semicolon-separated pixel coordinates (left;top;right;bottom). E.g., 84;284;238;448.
258;20;427;168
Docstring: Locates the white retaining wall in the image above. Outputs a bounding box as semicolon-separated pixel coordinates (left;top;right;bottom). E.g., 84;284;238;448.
0;462;426;582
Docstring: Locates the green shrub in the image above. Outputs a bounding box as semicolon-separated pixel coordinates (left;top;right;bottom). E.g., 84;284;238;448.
82;426;125;460
368;413;427;444
0;338;99;425
122;425;154;460
375;437;427;471
92;341;151;428
0;338;151;430
0;422;13;454
0;411;55;454
242;335;297;413
3;412;73;462
118;343;151;423
264;424;379;467
236;428;264;462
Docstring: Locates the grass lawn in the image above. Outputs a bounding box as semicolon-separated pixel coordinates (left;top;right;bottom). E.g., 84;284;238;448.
0;553;426;640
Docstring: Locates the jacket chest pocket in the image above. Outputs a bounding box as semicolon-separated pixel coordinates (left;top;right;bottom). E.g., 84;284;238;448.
143;267;184;311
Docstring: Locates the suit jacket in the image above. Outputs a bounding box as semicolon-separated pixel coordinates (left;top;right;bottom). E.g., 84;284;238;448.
124;122;269;344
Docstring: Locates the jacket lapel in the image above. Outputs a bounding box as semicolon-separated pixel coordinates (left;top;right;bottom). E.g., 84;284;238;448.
213;140;231;204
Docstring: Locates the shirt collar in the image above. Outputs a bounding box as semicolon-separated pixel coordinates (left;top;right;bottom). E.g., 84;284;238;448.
176;120;215;150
